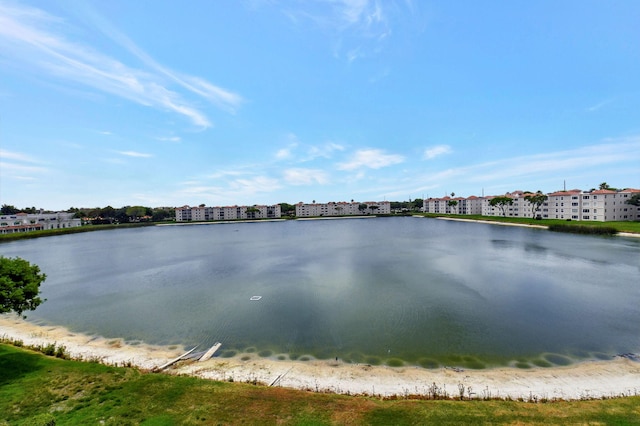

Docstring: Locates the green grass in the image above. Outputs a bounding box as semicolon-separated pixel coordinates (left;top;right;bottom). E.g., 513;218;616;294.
2;344;640;425
423;213;640;234
0;223;155;243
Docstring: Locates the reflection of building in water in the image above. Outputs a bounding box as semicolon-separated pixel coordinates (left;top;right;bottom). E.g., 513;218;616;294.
423;188;640;222
0;212;82;234
175;204;282;222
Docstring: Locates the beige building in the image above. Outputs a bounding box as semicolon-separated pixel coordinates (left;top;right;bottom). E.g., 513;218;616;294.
175;204;281;222
295;201;391;217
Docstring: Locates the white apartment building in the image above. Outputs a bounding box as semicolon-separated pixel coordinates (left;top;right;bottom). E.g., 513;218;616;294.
295;201;391;217
175;204;282;222
0;212;82;234
424;188;640;222
543;189;640;221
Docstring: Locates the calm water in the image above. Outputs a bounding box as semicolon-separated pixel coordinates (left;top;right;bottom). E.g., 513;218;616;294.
1;217;639;369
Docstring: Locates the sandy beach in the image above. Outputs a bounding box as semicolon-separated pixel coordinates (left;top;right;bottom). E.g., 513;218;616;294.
1;315;638;401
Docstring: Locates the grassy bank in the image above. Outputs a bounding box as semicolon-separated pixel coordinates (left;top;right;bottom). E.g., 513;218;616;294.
0;223;157;243
2;344;640;425
423;214;640;234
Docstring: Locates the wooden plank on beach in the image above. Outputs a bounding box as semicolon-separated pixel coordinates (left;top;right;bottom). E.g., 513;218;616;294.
198;342;222;362
155;346;198;371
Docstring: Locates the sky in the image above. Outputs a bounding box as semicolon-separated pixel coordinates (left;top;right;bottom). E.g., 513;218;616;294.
1;0;639;210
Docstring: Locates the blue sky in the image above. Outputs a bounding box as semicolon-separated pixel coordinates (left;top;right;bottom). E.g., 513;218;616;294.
1;0;639;210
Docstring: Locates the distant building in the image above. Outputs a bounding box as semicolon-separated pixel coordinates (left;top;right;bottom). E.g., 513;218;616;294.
295;201;391;217
0;212;82;234
175;204;282;222
424;188;640;222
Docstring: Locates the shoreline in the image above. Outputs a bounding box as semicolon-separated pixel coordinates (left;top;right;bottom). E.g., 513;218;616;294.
2;316;638;401
432;216;640;237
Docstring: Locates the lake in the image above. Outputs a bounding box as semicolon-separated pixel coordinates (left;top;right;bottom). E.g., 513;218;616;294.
1;217;638;369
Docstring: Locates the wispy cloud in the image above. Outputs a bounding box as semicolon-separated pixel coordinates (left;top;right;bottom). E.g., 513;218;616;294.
586;98;614;112
0;2;242;128
279;0;413;61
283;168;329;185
0;149;48;182
156;136;181;143
423;144;452;160
0;149;42;164
337;148;404;170
275;134;345;162
400;138;640;197
116;151;153;158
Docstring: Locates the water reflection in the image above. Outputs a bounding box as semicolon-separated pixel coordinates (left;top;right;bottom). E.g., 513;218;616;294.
1;217;638;369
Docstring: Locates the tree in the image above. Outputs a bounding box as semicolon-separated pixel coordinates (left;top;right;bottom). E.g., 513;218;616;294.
489;196;513;217
0;257;46;317
279;203;295;216
626;193;640;206
599;182;610;190
126;206;148;221
358;203;368;213
447;200;458;214
1;204;19;215
524;191;548;218
245;207;260;219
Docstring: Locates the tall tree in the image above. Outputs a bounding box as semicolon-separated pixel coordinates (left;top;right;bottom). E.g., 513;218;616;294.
1;204;19;215
489;196;513;217
599;182;610;190
447;200;458;214
524;191;548;218
626;193;640;206
0;257;46;317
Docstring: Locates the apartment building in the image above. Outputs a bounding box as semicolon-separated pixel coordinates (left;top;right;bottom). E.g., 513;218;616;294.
175;204;282;222
544;189;640;221
424;188;640;222
0;212;82;234
295;201;391;217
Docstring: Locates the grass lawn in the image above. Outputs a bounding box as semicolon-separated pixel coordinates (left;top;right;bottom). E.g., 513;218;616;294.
2;344;640;425
423;214;640;234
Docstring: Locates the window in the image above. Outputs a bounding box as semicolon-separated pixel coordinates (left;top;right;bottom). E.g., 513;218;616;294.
583;195;590;199
583;216;590;219
582;209;590;213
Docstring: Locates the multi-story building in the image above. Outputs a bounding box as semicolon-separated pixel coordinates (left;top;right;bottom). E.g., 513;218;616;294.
0;212;82;234
175;204;282;222
295;201;391;217
424;188;640;222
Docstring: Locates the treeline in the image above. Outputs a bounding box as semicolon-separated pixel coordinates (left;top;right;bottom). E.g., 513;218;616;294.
1;204;175;224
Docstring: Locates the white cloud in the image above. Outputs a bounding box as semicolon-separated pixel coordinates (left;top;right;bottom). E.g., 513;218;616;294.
423;144;452;160
156;136;181;143
0;3;242;128
0;161;47;174
230;176;281;193
397;137;640;198
283;168;329;185
117;151;153;158
0;149;41;163
337;148;404;170
306;141;345;160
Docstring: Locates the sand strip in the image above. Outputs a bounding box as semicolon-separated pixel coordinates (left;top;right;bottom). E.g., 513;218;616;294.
1;315;638;401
